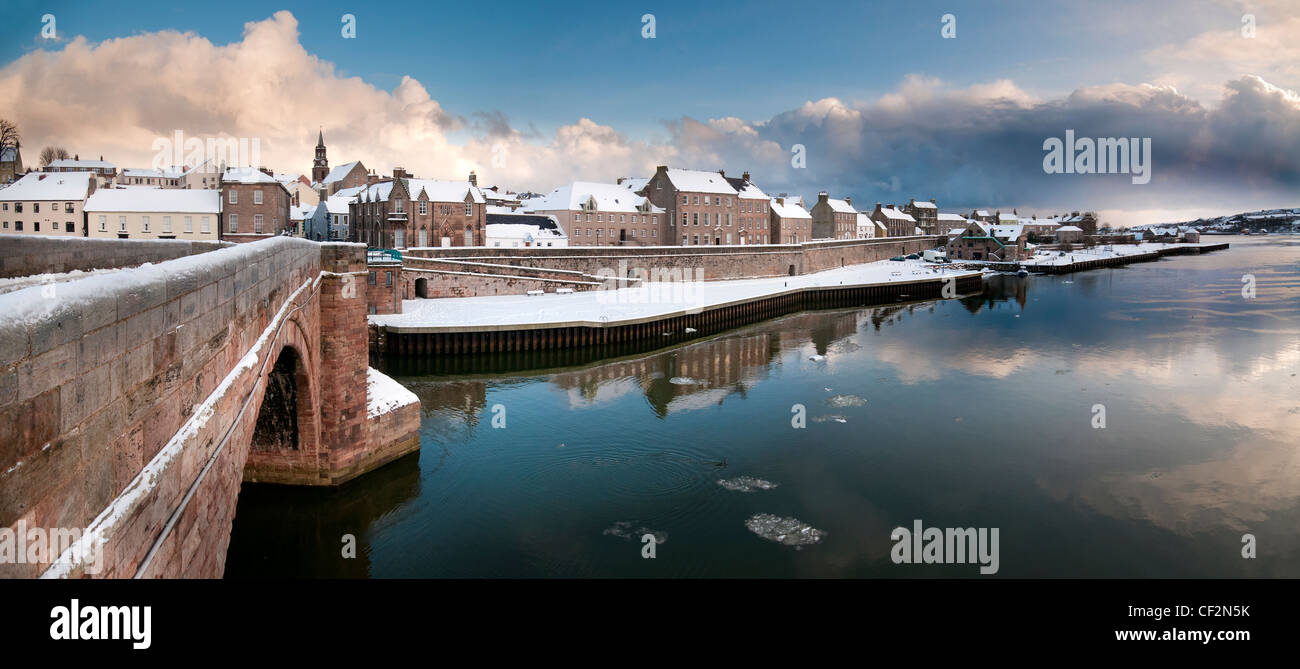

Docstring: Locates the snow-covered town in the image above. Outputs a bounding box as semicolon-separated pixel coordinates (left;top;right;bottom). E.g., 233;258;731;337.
3;2;1300;652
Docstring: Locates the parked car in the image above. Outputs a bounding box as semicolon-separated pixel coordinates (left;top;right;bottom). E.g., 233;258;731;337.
905;253;921;260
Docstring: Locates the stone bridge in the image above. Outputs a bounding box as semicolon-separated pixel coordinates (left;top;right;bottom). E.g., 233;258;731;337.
0;236;421;578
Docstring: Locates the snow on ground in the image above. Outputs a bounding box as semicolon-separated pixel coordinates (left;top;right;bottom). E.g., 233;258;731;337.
367;367;419;418
370;259;977;330
0;266;131;295
1021;241;1213;268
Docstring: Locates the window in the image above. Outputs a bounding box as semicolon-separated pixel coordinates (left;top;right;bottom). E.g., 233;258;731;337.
597;214;603;222
254;214;264;233
64;203;73;213
34;222;40;232
65;222;75;233
162;216;171;233
229;190;237;204
201;217;210;234
368;271;376;285
419;200;427;215
228;213;238;233
13;203;20;212
184;216;192;233
386;271;393;286
464;203;472;216
253;190;263;205
33;203;39;213
681;195;688;205
693;196;699;205
692;213;698;226
98;216;106;232
714;197;721;206
142;216;150;232
14;221;21;231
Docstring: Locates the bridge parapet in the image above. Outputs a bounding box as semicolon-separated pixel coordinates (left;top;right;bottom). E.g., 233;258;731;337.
0;237;419;578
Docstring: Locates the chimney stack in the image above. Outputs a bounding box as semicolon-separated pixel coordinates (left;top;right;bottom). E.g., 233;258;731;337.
393;167;407;180
845;196;852;207
742;171;750;182
468;170;477;186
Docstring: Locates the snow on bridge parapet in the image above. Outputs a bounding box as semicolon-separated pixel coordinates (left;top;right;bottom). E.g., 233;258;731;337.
366;367;418;419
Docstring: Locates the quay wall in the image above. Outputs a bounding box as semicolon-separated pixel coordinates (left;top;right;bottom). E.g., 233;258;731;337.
376;273;984;355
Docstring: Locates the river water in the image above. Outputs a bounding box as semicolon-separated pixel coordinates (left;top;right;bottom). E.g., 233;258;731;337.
225;236;1299;577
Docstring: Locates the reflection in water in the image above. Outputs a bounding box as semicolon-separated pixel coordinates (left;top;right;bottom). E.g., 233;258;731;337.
225;237;1300;578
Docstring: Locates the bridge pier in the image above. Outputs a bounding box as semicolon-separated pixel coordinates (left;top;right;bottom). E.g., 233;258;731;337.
0;238;421;579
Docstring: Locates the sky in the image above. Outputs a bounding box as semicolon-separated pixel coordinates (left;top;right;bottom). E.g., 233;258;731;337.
1;0;1298;227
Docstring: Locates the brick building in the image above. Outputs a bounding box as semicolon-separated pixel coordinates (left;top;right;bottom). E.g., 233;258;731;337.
722;170;771;244
810;192;858;240
2;146;25;184
643;166;755;246
350;169;486;248
220;167;292;243
904;198;939;235
870;202;917;237
526;180;664;246
769;195;812;244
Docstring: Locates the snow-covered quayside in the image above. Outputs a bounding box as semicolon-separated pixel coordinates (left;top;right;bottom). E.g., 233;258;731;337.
369;259;984;354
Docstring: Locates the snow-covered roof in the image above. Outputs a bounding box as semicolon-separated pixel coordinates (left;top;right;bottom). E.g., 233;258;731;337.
990;224;1025;241
410;179;486;203
356;178;486;204
770;197;811;219
321;161;361;185
322;195;353;215
49;158;114;170
662;168;738;195
0;172;95;201
222;167;282;186
937;212;967;222
828;198;857;214
975;210;990;217
289;204;315;221
856;212;873;226
1057;225;1083;232
910;200;937;209
620;177;649;193
997;212;1018;222
121;167;183;179
275;172;303;184
527;181;662;213
84;188;221;213
878;206;914;221
947;227;968;236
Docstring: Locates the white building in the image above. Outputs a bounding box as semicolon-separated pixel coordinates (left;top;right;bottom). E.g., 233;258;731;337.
84;188;221;240
0;171;96;236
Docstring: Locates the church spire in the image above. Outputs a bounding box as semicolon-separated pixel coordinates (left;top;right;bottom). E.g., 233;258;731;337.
317;127;325;148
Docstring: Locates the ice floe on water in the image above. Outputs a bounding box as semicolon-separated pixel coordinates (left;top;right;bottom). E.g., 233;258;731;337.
825;394;867;408
744;514;826;548
808;354;827;362
603;521;667;544
811;414;848;423
669;376;705;385
717;476;779;492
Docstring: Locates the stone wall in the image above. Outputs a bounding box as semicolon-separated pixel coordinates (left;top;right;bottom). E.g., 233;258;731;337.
0;238;420;578
0;233;227;278
396;237;942;296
